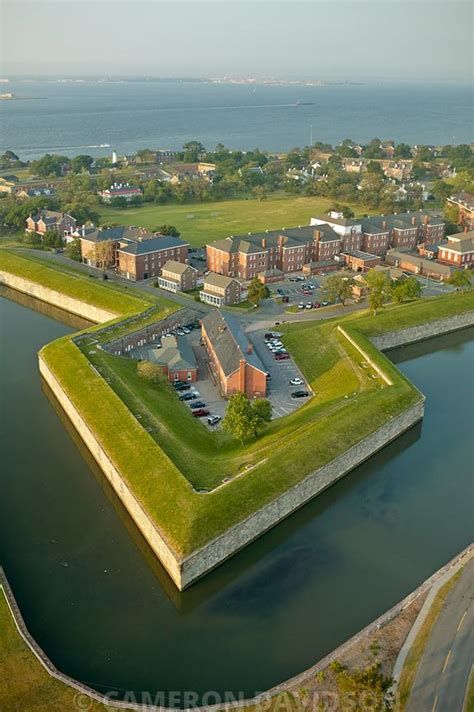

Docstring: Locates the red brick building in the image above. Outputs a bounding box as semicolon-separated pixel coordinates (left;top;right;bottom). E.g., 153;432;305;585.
26;210;77;239
145;335;198;383
201;311;267;399
446;193;474;230
437;230;474;268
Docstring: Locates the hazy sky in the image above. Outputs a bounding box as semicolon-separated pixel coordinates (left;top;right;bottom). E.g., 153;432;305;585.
1;0;473;82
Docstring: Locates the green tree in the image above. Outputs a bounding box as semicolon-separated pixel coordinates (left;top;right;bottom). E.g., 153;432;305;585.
154;224;181;236
252;185;267;201
182;141;206;162
447;271;472;289
365;269;392;315
247;277;270;305
30;154;70;177
393;143;412;159
322;272;354;306
137;360;166;383
223;393;259;443
223;393;272;441
391;276;422;303
71;154;94;174
65;237;82;261
42;229;62;248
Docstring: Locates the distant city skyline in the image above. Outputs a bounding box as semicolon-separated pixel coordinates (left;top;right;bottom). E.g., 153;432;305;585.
2;1;473;83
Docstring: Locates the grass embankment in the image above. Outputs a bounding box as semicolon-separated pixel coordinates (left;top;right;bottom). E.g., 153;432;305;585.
397;568;464;712
0;250;150;317
0;590;114;711
98;195;368;246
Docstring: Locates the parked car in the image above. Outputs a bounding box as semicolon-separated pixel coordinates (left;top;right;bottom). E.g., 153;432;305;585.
190;401;206;409
321;300;329;306
179;392;196;401
298;303;305;309
282;295;290;303
290;378;304;386
276;288;284;295
207;415;221;426
192;408;210;417
288;276;299;282
264;332;274;340
275;353;290;360
190;388;200;397
305;303;313;309
302;289;311;295
291;390;309;398
314;302;321;308
174;383;190;391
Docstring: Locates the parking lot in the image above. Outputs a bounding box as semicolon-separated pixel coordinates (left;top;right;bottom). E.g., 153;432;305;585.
250;328;311;418
130;322;310;426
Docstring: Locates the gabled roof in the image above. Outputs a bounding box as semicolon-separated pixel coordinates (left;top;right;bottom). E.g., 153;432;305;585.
146;335;197;372
201;311;266;377
117;234;188;255
203;272;239;290
161;260;195;276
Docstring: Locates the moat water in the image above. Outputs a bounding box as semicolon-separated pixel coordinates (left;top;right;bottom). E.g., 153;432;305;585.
0;288;473;704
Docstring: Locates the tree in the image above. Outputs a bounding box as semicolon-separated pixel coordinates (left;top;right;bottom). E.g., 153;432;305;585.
447;271;472;289
42;229;63;248
65;238;82;261
30;154;70;177
137;360;166;384
391;276;422;303
247;277;270;305
252;185;267;201
322;272;354;306
222;393;272;442
182;141;206;162
365;269;392;315
71;154;94;174
154;224;180;236
393;143;412;159
223;393;259;443
93;240;115;271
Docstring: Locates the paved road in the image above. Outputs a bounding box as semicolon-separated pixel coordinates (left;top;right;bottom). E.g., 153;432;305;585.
407;557;474;712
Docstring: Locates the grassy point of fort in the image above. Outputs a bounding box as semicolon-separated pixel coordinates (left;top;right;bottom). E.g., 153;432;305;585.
1;249;472;561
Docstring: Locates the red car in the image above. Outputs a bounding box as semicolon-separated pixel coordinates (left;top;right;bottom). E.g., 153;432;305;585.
274;352;290;360
192;408;210;417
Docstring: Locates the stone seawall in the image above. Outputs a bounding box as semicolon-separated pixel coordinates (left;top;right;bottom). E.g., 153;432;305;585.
371;311;474;351
179;399;424;587
38;356;185;590
0;271;116;324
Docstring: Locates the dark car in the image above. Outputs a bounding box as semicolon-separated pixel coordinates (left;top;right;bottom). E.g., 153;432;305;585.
291;390;309;398
179;392;196;401
264;332;274;340
276;288;284;295
282;295;290;303
275;352;290;360
173;381;190;390
190;401;206;409
192;408;210;417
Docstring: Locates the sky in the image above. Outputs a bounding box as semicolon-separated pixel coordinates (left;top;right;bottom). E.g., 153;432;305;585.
1;0;473;82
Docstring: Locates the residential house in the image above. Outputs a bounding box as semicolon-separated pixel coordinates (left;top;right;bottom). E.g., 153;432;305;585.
169;162;216;184
200;272;241;306
158;261;198;293
437;230;474;268
145;335;197;383
98;183;143;203
201;311;267;399
0;175;19;194
26;210;77;238
16;186;56;200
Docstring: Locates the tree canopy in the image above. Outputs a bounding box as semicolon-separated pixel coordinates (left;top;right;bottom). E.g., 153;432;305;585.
223;393;272;442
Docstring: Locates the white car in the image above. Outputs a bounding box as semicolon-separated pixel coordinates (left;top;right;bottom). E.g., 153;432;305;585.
190;388;200;397
298;303;305;309
290;377;304;386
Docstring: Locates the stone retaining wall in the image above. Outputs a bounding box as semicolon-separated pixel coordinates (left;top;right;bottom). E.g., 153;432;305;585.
371;311;474;351
0;270;116;324
38;356;185;590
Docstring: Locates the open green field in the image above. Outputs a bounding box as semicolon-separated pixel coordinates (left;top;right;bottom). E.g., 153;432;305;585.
98;195;369;246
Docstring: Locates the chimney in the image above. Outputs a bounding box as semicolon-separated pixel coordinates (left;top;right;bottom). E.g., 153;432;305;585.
382;221;387;230
247;342;253;354
261;237;267;249
412;216;417;225
314;229;322;241
278;234;284;248
423;215;430;225
239;359;246;392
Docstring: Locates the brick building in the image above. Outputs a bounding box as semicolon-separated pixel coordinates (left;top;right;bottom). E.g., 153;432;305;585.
158;261;198;293
78;226;188;280
386;249;453;280
145;335;197;383
98;183;143;203
437;230;474;268
201;311;267;399
341;250;382;271
26;210;77;239
200;272;242;306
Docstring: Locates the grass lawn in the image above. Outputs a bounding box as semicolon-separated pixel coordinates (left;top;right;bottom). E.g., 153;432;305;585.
98;195;370;247
0;588;114;711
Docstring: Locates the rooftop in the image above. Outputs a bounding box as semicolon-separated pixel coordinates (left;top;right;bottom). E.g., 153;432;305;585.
147;335;197;373
203;272;239;290
161;260;195;276
117;234;188;255
201;311;266;377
